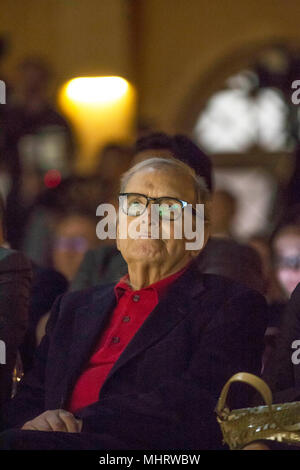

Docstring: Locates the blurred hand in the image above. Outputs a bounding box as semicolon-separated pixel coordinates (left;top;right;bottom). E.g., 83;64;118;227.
21;409;83;433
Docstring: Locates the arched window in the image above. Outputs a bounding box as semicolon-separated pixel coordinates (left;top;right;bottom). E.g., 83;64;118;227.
191;44;300;238
195;71;291;153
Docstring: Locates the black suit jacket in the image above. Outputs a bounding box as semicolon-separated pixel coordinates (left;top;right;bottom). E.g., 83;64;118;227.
1;263;268;449
0;247;32;405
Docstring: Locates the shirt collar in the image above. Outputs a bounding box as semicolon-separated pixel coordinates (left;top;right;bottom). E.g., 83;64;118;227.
114;265;188;302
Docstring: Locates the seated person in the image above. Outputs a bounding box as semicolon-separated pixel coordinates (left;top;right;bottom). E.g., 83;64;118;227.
19;264;68;373
0;191;68;375
71;132;213;291
51;210;100;282
263;282;300;403
0;158;268;450
209;189;237;239
0;247;32;405
262;219;300;385
0;192;32;405
272;223;300;300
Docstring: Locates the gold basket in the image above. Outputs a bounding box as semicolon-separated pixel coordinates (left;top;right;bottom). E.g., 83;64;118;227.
215;372;300;450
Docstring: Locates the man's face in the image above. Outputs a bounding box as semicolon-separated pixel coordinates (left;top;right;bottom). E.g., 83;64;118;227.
116;167;207;270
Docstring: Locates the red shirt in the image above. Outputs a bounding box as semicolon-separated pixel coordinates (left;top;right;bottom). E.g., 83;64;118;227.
67;268;186;413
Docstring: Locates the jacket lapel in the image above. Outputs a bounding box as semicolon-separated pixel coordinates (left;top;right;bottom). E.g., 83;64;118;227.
105;266;206;383
61;286;116;405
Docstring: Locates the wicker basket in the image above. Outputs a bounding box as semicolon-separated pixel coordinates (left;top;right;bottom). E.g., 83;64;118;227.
215;372;300;450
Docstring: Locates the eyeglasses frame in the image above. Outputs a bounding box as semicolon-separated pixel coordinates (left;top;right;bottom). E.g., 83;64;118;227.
119;192;198;220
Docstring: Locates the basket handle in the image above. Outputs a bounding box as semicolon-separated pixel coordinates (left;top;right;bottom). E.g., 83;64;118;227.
215;372;273;418
216;372;300;433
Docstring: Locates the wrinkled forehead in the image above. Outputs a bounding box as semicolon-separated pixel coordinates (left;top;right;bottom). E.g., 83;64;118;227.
124;166;197;202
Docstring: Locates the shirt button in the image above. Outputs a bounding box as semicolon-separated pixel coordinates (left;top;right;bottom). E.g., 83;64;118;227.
112;336;120;344
133;294;140;302
123;316;131;323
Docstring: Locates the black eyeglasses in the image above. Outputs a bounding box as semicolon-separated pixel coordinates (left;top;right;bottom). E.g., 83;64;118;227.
275;254;300;270
119;192;196;221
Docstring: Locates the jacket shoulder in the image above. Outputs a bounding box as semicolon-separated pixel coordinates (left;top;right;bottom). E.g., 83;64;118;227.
200;272;266;303
202;271;259;292
59;282;115;310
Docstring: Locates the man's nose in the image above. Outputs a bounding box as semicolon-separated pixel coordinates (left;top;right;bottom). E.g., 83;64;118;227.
146;203;160;226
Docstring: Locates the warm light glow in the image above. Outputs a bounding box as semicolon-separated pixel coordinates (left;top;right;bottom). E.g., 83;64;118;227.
65;77;129;104
58;76;136;173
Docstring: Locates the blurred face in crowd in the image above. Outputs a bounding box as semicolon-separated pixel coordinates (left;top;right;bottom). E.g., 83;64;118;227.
52;214;99;281
249;236;285;303
117;165;208;283
273;226;300;297
97;147;132;187
18;61;49;100
210;190;236;237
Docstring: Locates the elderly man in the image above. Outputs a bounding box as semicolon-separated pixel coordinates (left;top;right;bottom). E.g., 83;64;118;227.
71;132;212;290
0;158;267;450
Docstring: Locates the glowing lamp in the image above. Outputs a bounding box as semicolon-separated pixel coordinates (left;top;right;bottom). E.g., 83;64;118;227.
58;76;136;172
65;77;129;104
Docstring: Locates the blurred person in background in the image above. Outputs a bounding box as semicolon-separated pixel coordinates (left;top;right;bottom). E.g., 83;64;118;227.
131;133;213;191
31;185;120;346
0;192;32;406
200;237;265;296
52;210;100;282
21;175;105;267
270;204;300;299
2;57;74;249
210;189;237;238
249;235;285;305
249;234;286;371
259;207;300;377
19;262;68;375
95;143;133;197
272;223;300;299
0;184;68;375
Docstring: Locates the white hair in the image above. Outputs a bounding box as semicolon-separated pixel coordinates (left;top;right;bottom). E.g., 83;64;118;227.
120;157;209;204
